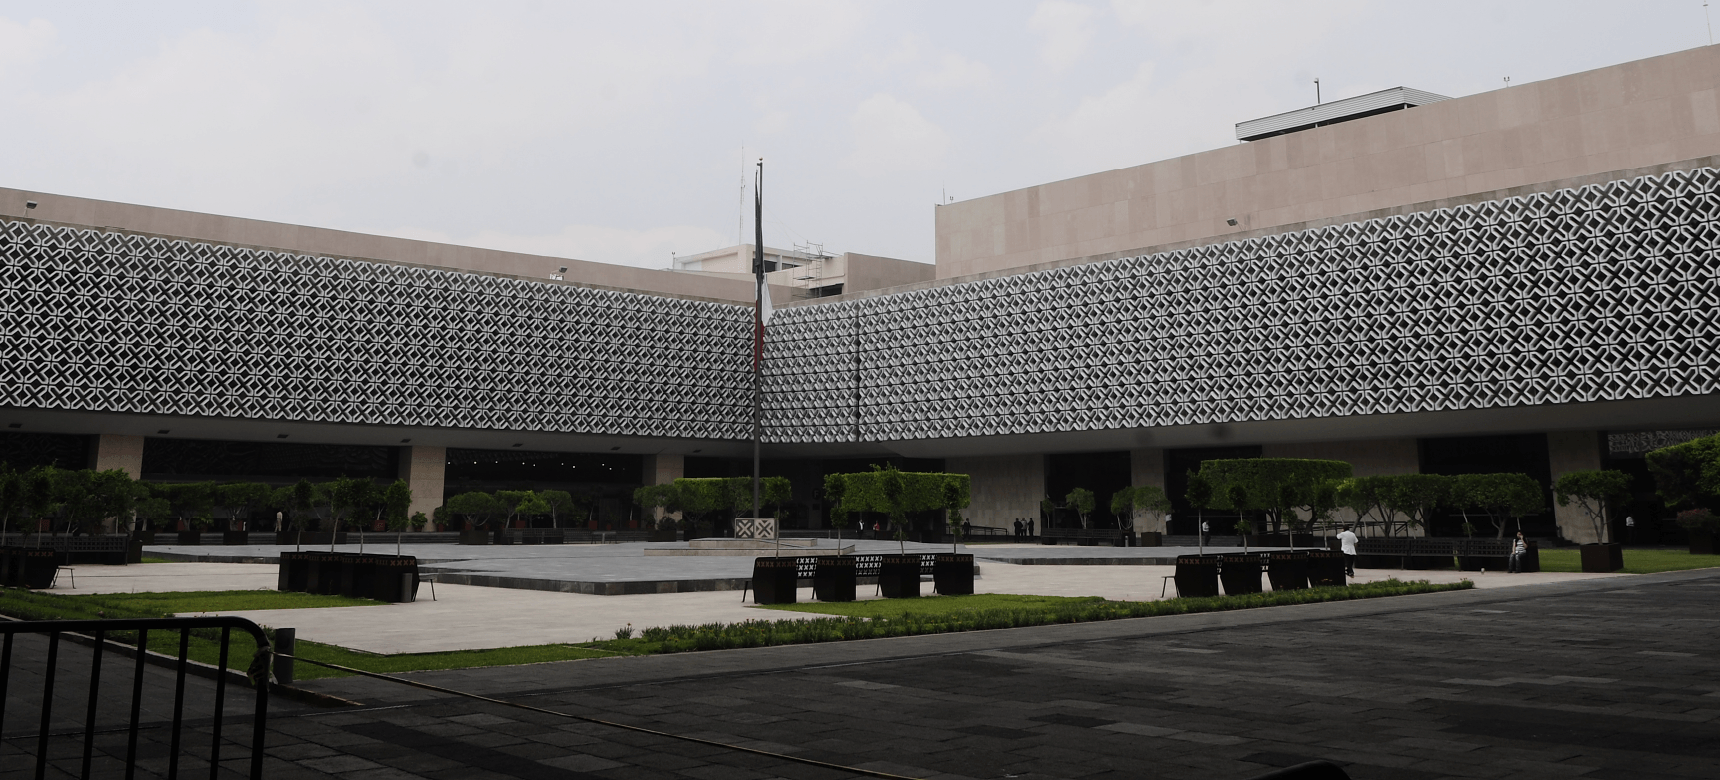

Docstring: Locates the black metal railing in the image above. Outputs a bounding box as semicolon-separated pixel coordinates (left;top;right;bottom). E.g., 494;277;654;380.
0;616;272;780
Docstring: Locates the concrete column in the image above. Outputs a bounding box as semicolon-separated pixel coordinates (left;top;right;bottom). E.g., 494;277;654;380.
947;453;1043;532
1129;448;1167;533
398;446;446;527
1547;430;1605;544
641;454;684;521
90;434;145;478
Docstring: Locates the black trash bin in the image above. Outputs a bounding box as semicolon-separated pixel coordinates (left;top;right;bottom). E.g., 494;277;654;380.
21;548;58;589
1267;551;1309;591
1305;550;1347;587
878;554;921;598
933;553;974;595
1174;555;1220;597
814;556;857;602
1219;554;1264;596
751;557;799;604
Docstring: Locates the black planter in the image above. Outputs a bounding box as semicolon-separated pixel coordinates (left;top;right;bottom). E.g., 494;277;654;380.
275;531;300;546
933;553;974;595
647;530;679;542
133;530;157;545
340;553;384;599
1689;530;1715;556
1174;555;1220;598
222;531;250;546
1219;554;1263;596
278;551;311;592
1137;532;1163;547
751;557;799;604
307;552;344;595
814;556;857;602
1580;543;1623;573
176;531;203;546
21;548;58;589
0;546;15;587
492;529;515;545
1305;550;1346;587
370;555;419;603
1266;551;1308;591
459;530;491;545
878;554;921;598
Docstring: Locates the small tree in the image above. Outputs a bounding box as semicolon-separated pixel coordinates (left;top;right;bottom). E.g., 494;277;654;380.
0;464;23;539
1065;488;1096;529
445;491;504;532
1383;474;1452;538
382;480;413;555
1451;473;1545;538
632;484;681;530
1186;472;1213;555
1226;484;1251;551
1110;485;1171;535
941;478;970;553
1335;476;1396;537
1554;470;1632;544
333;477;377;552
217;482;273;533
823;474;850;551
498;490;550;529
881;465;908;553
540;490;577;529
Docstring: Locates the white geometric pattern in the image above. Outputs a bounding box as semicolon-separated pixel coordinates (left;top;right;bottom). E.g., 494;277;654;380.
762;167;1720;443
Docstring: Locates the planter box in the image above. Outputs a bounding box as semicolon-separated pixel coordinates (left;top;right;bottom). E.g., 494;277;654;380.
1580;543;1623;573
1173;555;1220;598
0;546;15;587
176;531;203;546
1219;554;1263;596
307;552;345;595
933;553;975;596
647;530;679;542
750;557;798;604
491;529;514;545
458;530;491;545
878;554;921;598
814;556;857;602
369;555;419;603
1305;550;1346;587
1137;532;1163;547
1690;530;1715;556
1266;551;1308;591
278;551;311;592
222;531;250;546
21;548;58;589
132;531;157;545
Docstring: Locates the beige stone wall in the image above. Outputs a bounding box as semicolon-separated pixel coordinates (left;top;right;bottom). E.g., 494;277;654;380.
1547;430;1607;544
641;454;685;522
397;446;446;525
90;434;144;479
1127;448;1167;533
937;45;1720;278
947;453;1042;531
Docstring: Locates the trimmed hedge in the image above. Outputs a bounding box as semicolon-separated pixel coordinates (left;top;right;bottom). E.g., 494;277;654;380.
824;469;969;524
672;476;792;517
1198;458;1353;511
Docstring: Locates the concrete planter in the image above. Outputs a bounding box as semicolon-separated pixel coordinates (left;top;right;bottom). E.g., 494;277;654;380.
814;556;857;602
1173;555;1220;598
933;553;974;595
1580;543;1623;573
1219;554;1263;596
1266;551;1308;591
750;557;798;604
878;554;921;598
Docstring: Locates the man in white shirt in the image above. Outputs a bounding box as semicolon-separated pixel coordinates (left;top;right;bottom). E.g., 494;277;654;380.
1337;525;1359;578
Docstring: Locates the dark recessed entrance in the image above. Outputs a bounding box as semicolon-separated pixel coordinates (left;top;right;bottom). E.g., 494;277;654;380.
1044;451;1132;531
1163;446;1262;535
1418;434;1555;538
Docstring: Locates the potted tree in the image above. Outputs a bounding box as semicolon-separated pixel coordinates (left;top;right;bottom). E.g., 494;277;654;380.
933;478;974;595
540;490;576;543
1065;487;1096;541
816;475;858;602
446;492;503;544
634;484;682;542
1451;473;1544;570
1112;485;1170;547
1218;484;1264;595
1554;470;1632;573
1677;509;1718;554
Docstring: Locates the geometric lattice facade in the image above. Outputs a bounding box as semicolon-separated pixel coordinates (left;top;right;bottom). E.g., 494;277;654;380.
764;167;1720;443
6;167;1718;446
0;220;754;439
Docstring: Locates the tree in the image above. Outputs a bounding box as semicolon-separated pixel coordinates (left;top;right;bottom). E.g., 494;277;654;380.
881;465;908;552
1646;433;1720;512
632;484;681;530
941;477;970;553
1451;473;1544;538
1554;470;1632;544
135;495;172;535
445;491;504;531
1335;476;1399;537
1197;459;1353;533
1186;472;1213;555
1065;487;1096;529
540;490;578;529
822;468;965;551
381;480;413;555
217;482;273;532
823;474;851;550
1382;474;1452;538
1110;485;1171;535
498;490;550;529
1227;484;1251;551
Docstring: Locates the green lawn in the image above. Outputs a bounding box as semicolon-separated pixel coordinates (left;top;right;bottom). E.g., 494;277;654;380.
1537;548;1720;574
763;593;1103;619
139;557;170;563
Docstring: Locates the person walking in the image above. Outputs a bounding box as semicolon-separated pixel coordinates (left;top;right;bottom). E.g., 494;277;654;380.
1337;525;1358;578
1509;531;1528;573
1624;515;1635;545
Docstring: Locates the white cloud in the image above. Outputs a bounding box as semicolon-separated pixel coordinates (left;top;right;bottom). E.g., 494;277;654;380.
383;223;733;270
917;52;991;90
842;93;949;176
1028;1;1096;72
0;16;55;80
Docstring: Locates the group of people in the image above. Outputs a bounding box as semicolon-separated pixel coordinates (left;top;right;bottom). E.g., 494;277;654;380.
1011;518;1036;538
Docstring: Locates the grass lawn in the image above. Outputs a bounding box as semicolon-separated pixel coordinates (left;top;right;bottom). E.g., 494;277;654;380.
1538;547;1720;574
139;557;170;563
764;593;1103;619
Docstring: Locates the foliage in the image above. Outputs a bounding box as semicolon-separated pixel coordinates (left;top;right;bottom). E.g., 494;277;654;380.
632;484;682;525
1554;469;1632;544
1109;485;1170;532
1334;475;1398;536
216;482;274;530
1450;473;1545;538
1197;459;1353;531
50;468;141;535
673;477;793;522
1382;473;1453;537
445;491;505;530
410;511;430;531
1065;487;1096;528
539;490;580;527
1646;433;1720;512
498;490;550;526
1676;508;1719;532
822;473;849;529
1185;472;1213;510
382;480;413;533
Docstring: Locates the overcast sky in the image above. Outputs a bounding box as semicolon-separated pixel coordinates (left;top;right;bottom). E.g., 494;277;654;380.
2;1;1713;268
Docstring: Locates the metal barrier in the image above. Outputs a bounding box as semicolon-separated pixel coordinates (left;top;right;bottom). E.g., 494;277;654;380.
0;616;272;780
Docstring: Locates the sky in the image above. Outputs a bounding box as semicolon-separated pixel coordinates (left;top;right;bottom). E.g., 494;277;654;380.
1;1;1714;269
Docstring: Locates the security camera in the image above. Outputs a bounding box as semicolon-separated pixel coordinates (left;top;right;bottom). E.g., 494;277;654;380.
25;201;37;210
558;266;568;273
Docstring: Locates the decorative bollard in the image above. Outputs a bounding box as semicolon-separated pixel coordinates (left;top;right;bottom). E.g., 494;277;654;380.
751;557;798;604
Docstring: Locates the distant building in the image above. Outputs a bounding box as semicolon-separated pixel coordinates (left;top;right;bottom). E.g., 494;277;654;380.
672;244;934;299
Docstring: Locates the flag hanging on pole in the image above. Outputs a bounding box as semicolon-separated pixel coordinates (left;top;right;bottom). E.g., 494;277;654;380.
753;162;769;372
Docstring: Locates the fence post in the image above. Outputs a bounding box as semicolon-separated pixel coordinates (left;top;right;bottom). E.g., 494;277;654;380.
274;628;295;685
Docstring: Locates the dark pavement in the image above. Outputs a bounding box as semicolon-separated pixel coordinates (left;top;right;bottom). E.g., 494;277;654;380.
6;569;1718;779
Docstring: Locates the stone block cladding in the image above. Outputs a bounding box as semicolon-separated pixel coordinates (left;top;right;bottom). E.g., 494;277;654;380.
763;167;1720;443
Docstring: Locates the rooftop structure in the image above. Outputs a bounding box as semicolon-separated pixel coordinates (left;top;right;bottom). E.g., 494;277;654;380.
1234;86;1451;142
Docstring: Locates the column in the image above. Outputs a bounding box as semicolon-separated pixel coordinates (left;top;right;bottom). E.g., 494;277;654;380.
91;435;146;533
1547;430;1605;544
1128;448;1167;533
398;446;446;527
642;454;684;521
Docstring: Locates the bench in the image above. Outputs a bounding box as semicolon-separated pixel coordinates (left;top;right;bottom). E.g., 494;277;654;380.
1352;538;1538;571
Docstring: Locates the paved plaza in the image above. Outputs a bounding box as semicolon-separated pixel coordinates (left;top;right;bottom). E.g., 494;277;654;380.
10;567;1715;780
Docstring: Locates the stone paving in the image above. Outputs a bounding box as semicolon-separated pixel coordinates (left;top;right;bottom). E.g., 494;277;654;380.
9;569;1717;779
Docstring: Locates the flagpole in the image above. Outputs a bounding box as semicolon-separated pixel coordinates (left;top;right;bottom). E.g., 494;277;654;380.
752;159;766;553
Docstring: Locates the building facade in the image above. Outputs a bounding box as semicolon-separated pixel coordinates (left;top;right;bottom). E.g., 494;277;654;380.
4;46;1718;541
